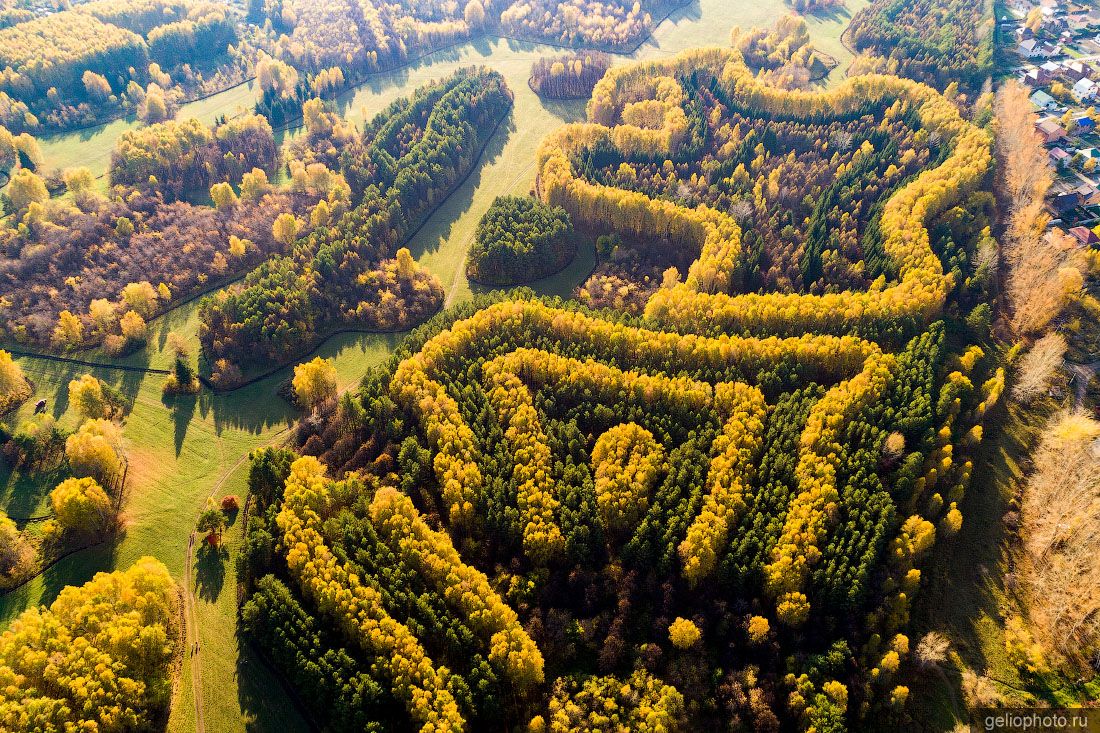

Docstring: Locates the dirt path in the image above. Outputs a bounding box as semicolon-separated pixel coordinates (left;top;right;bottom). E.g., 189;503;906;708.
1067;359;1100;405
184;532;205;733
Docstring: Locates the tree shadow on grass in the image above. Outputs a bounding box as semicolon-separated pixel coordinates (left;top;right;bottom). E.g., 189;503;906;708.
194;541;227;603
35;536;122;611
236;630;315;733
165;392;199;457
0;455;66;521
404;108;513;266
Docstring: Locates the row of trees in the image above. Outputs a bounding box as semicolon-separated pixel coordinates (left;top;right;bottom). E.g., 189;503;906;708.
199;70;511;379
501;0;659;48
238;43;1001;732
109;114;279;199
542;47;992;338
0;0;239;132
994;81;1086;338
276;455;466;730
529;53;611;99
260;291;983;728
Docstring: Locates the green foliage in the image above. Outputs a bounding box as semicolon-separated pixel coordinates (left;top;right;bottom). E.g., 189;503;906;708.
848;0;994;87
199;69;510;370
467;195;575;285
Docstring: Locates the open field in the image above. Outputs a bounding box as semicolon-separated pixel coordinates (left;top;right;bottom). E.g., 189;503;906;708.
1;0;874;730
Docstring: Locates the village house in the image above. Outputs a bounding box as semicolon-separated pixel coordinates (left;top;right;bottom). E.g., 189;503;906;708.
1031;89;1059;110
1073;77;1098;101
1073;112;1096;132
1062;59;1089;81
1076;146;1100;163
1023;68;1044;86
1036;117;1068;142
1018;38;1039;57
1050;146;1072;167
1049;190;1082;217
1073;182;1100;205
1069;225;1100;245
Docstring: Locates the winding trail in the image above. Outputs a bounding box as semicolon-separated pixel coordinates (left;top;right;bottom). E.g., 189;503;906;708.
182;425;288;733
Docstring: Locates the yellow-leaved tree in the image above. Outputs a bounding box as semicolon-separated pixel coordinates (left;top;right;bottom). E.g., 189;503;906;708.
292;357;338;411
50;476;113;533
0;557;179;731
0;349;31;414
65;418;123;484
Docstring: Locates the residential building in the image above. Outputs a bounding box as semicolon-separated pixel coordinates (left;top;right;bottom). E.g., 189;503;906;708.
1062;60;1089;80
1049;191;1082;216
1073;76;1098;101
1019;38;1044;57
1036;117;1068;142
1031;90;1059;110
1069;225;1099;245
1073;182;1100;205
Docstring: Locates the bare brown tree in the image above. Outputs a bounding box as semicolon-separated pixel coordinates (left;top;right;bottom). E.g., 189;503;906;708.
1011;332;1066;402
1019;411;1100;669
995;81;1085;336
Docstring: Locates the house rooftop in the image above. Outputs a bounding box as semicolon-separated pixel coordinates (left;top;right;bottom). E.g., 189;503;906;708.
1031;90;1058;107
1069;226;1099;245
1037;118;1066;133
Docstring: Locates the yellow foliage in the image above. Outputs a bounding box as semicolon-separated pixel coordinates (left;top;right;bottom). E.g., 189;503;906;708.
668;617;701;649
747;615;770;644
292;357;338;411
0;557;178;731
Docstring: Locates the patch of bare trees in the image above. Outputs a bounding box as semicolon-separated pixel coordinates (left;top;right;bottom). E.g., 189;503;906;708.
995;81;1085;337
1018;410;1100;670
1011;332;1066;402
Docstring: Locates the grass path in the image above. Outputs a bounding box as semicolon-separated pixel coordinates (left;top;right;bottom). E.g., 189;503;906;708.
184;532;205;733
1;2;871;731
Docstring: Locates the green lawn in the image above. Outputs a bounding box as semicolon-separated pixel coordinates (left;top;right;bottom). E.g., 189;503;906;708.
3;1;874;730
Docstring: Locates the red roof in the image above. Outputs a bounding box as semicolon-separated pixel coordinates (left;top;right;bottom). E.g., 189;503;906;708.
1069;226;1099;245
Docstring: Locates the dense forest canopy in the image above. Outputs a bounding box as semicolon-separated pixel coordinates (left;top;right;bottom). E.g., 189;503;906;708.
0;0;239;131
0;0;1052;727
236;46;997;732
467;195;575;284
0;557;179;732
847;0;994;88
198;68;511;382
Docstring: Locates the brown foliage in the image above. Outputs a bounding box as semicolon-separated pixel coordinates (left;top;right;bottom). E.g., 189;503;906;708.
1018;411;1100;669
995;81;1085;337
